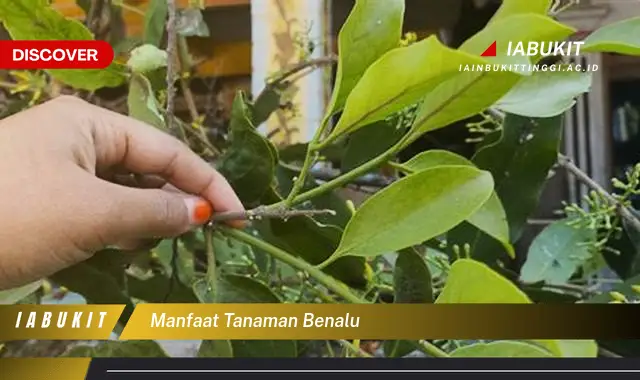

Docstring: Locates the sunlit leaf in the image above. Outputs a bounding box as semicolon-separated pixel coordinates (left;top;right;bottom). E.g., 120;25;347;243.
583;17;640;55
323;0;405;124
402;150;513;258
495;69;592;117
326;166;494;263
451;341;553;357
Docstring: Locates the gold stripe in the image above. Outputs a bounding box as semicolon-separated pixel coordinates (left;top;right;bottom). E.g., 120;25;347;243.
2;358;91;380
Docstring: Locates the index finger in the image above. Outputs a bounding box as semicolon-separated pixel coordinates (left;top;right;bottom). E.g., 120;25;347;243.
86;101;245;218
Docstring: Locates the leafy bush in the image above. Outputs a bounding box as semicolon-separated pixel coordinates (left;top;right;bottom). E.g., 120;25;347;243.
2;0;640;358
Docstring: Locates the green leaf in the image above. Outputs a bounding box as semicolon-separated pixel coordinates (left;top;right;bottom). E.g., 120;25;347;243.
177;8;210;37
328;36;489;141
450;341;553;357
460;14;571;66
143;0;168;46
520;219;596;285
436;259;530;303
495;69;592;117
66;341;168;357
342;120;407;172
488;0;552;24
216;92;278;205
326;166;494;262
0;0;126;90
393;247;433;303
407;14;574;141
323;0;405;124
251;87;282;126
0;280;42;305
402;150;513;258
437;259;597;357
127;44;168;74
215;275;297;358
198;340;234;358
602;217;640;279
127;74;166;129
583;17;640;55
471;114;564;243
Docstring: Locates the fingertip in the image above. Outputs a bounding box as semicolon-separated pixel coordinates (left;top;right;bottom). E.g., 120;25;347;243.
184;197;213;226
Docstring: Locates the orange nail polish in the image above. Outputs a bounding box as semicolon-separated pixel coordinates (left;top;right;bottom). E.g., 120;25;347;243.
192;199;213;225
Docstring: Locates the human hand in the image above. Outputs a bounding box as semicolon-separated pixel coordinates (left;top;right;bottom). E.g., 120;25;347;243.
0;96;244;289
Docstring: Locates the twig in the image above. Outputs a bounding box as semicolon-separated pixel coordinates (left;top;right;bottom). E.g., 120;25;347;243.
557;154;640;234
210;207;336;223
268;55;337;88
414;340;450;358
165;0;178;133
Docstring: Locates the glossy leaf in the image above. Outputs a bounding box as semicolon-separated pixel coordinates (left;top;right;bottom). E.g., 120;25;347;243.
407;15;574;141
198;340;234;358
143;0;168;46
323;0;405;123
472;114;564;242
326;166;494;262
127;44;168;74
520;219;596;285
436;259;530;304
451;341;552;357
216;92;277;204
437;259;597;357
402;150;513;258
460;14;572;67
495;69;592;117
0;280;42;305
66;341;168;357
583;17;640;55
488;0;552;24
0;0;126;90
127;74;166;129
393;247;433;303
328;36;488;140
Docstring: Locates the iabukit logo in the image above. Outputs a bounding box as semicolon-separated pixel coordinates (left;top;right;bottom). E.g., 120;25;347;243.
459;40;599;72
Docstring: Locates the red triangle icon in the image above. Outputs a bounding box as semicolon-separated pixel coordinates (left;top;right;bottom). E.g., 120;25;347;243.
481;41;497;57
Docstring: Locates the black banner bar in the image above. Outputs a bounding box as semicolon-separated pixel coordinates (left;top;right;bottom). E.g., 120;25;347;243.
87;358;640;380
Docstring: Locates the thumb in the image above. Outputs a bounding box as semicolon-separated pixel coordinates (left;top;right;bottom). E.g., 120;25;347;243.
100;184;213;242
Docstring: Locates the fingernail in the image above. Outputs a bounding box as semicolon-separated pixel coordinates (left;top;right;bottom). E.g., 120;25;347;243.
185;198;213;225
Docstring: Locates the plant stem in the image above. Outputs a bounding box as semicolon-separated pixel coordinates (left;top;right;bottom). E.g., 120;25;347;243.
268;56;337;88
211;207;335;223
204;227;217;297
415;340;450;358
557;154;640;234
218;227;368;304
165;0;178;133
114;1;145;16
274;142;399;209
